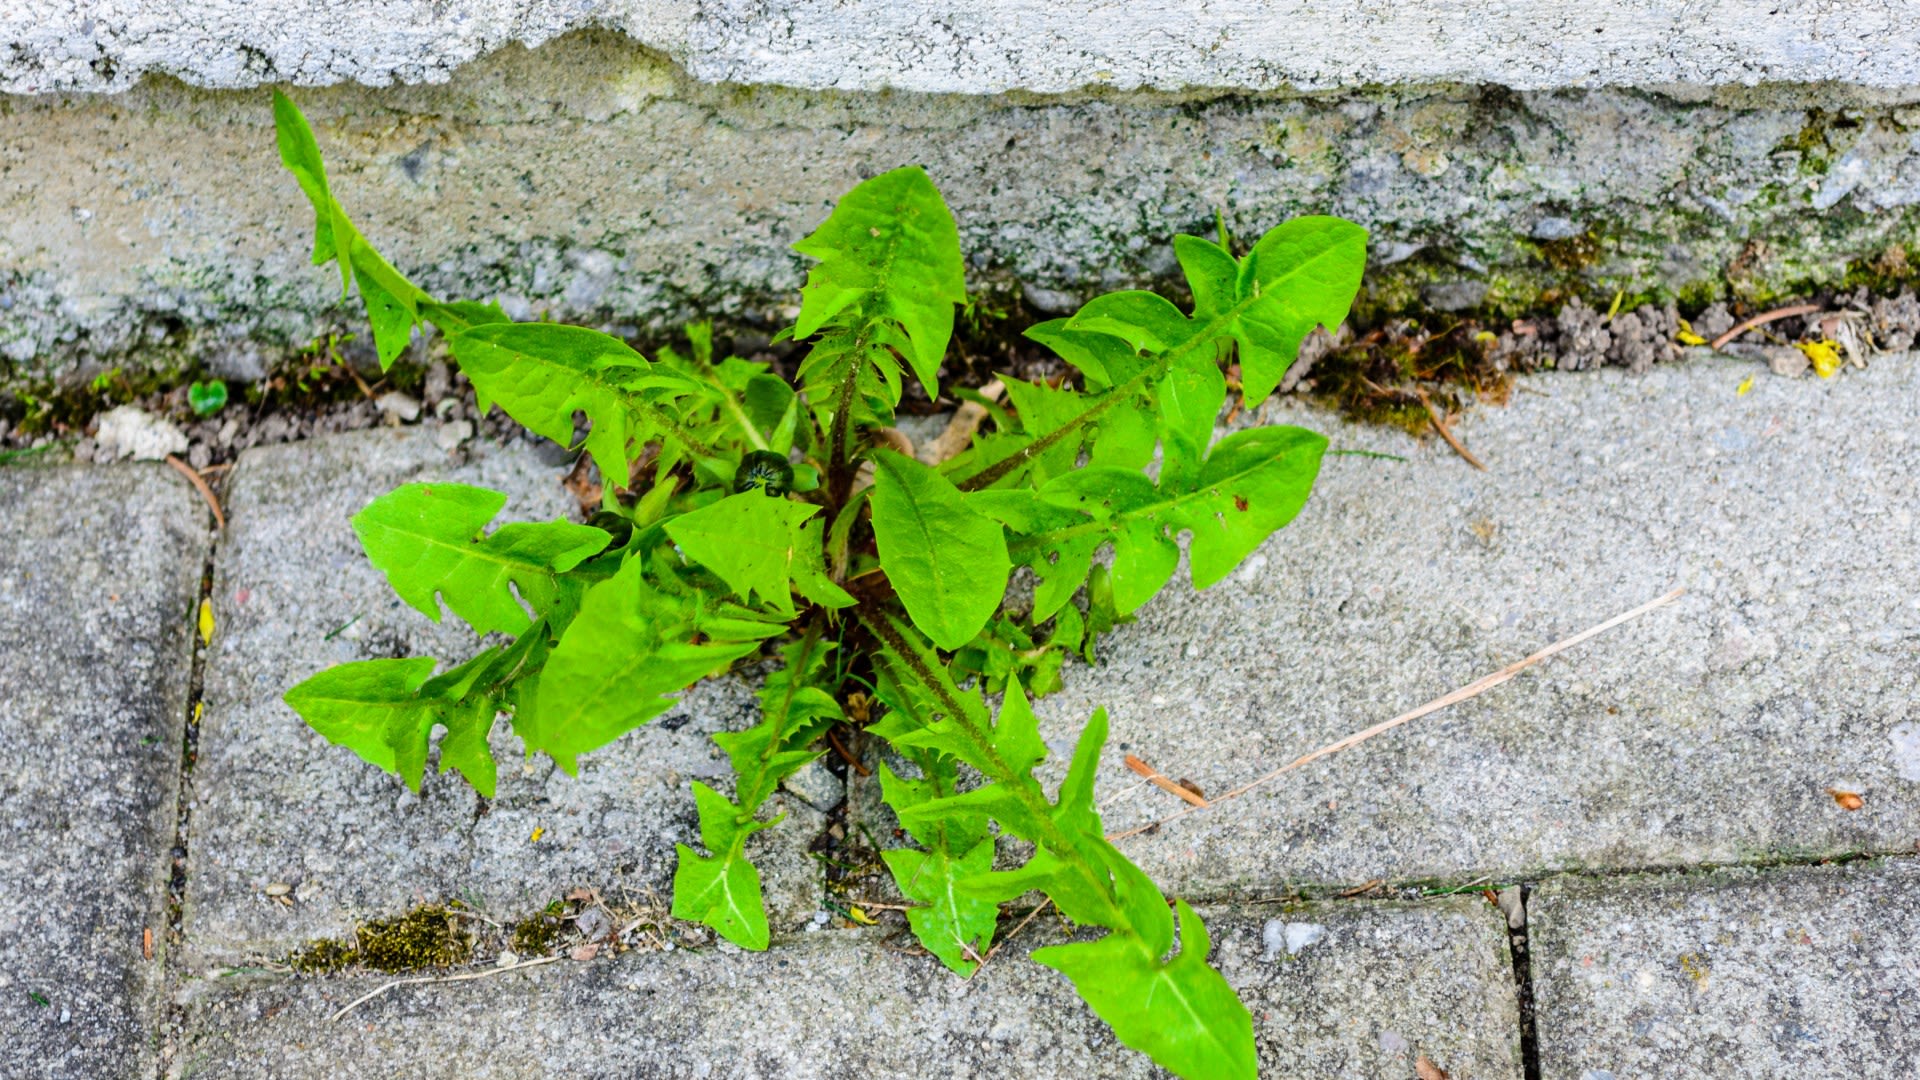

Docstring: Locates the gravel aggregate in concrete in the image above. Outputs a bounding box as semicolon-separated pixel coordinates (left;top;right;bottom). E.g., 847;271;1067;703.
1002;358;1919;892
1530;858;1920;1079
0;465;209;1079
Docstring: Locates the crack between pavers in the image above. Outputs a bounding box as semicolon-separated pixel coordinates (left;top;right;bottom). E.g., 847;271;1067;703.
1505;884;1541;1080
155;492;223;1080
1140;845;1920;908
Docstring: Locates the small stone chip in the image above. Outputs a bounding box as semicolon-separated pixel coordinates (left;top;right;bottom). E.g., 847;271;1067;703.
263;882;292;897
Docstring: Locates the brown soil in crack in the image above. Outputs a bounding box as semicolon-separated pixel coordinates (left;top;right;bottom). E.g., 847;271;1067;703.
4;286;1915;466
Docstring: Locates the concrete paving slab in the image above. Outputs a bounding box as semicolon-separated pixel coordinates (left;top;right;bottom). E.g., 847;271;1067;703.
0;464;209;1079
185;427;823;966
1529;858;1920;1079
1006;357;1920;893
174;899;1519;1079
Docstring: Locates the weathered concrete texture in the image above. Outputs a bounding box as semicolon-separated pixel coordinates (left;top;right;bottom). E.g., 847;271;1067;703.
1018;356;1920;892
0;465;208;1078
7;34;1920;386
1530;858;1920;1078
8;1;1920;96
175;900;1520;1078
185;426;824;966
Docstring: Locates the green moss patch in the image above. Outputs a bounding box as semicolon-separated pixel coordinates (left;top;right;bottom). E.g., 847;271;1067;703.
286;904;474;975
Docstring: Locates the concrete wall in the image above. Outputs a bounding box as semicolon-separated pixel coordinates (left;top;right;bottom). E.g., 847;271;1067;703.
11;1;1920;95
6;6;1920;389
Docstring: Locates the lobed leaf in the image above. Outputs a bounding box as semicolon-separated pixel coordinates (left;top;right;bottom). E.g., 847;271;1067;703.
672;782;777;950
792;166;965;397
351;482;611;637
449;322;711;491
272;91;431;368
528;558;776;774
1010;425;1328;615
664;491;842;618
880;840;998;975
1033;902;1256;1080
1179;217;1368;407
284;654;503;797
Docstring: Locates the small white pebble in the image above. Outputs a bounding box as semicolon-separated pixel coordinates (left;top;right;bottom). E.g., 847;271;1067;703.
435;420;474;451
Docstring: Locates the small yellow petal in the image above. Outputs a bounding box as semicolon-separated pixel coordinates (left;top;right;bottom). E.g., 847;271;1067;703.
1796;339;1843;379
1735;374;1755;396
197;599;214;645
530;827;545;843
847;905;875;925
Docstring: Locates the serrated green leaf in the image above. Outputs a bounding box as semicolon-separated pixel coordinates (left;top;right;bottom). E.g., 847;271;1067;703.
420;298;511;334
529;559;763;774
993;679;1048;777
272;91;348;289
285;657;435;775
792;166;964;396
715;632;842;811
1204;216;1368;406
273;92;429;368
1016;425;1328;614
672;783;777;950
1156;349;1228;492
448;322;710;491
997;377;1093;486
895;776;1050;844
672;844;769;950
1032;904;1256;1080
789;517;856;611
1052;706;1106;835
284;655;503;798
347;236;427;368
1173;234;1239;324
351;482;611;636
869;450;1010;651
663;491;823;617
957;846;1120;928
881;840;997;975
967;493;1098;624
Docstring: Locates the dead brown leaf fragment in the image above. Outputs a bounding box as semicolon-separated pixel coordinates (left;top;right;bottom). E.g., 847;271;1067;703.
1415;1054;1450;1080
1826;787;1865;811
1123;754;1210;808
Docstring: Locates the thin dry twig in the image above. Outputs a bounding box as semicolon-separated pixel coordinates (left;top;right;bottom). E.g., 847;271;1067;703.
1709;303;1822;351
1123;754;1210;808
164;454;225;530
1335;878;1386;898
826;727;872;777
340;361;378;402
1108;587;1687;841
971;898;1053;977
328;955;565;1023
1416;391;1487;472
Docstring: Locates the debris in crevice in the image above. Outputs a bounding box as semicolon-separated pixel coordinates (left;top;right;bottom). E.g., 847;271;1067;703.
11;285;1920;466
